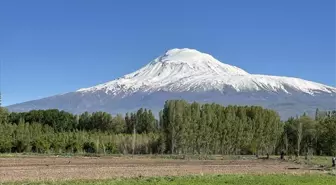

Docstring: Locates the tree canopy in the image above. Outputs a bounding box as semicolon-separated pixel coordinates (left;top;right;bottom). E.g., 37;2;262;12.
0;100;335;156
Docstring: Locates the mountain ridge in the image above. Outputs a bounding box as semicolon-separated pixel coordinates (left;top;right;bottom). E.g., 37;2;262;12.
7;48;336;119
77;48;336;95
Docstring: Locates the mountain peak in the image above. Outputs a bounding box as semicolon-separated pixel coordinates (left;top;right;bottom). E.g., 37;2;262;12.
163;48;203;57
159;48;213;64
165;48;199;54
155;48;217;64
151;48;250;75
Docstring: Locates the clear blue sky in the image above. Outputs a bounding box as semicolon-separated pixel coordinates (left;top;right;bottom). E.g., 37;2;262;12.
0;0;335;106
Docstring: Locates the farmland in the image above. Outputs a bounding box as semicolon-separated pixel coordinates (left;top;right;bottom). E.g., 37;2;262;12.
1;155;333;184
5;175;336;185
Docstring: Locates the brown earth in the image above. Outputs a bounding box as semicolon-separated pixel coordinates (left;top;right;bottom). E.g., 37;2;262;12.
0;155;322;183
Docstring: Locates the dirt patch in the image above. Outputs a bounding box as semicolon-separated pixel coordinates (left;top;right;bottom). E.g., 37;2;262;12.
0;156;321;182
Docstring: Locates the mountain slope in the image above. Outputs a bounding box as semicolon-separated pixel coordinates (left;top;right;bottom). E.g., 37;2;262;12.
78;48;335;95
7;48;336;119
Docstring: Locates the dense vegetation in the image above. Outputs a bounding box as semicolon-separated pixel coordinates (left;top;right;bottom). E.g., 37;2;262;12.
0;100;335;156
280;109;336;156
161;101;282;155
4;175;335;185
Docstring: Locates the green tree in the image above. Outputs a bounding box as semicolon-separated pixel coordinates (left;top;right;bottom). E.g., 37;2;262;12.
112;114;126;133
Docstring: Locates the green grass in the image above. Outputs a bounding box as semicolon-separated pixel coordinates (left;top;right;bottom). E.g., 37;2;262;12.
3;174;336;185
307;156;333;166
288;155;334;167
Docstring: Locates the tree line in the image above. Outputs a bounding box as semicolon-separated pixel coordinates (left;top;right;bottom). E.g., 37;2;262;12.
160;100;283;155
8;108;157;134
0;100;335;156
279;110;336;156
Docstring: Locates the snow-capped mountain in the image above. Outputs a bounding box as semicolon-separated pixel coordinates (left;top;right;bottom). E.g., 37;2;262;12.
78;48;335;95
7;48;336;119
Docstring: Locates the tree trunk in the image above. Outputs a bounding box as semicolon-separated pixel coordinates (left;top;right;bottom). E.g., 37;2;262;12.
132;124;136;156
171;127;175;154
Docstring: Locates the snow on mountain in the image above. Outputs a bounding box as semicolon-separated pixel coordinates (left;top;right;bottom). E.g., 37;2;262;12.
77;48;336;96
7;48;336;119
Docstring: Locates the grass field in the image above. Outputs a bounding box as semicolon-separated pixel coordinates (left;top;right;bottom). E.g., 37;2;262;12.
291;156;333;166
3;174;336;185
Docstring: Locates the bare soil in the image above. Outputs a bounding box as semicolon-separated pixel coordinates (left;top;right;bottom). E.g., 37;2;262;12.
0;156;321;182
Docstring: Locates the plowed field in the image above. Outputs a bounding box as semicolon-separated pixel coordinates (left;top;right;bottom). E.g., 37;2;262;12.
0;156;321;182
